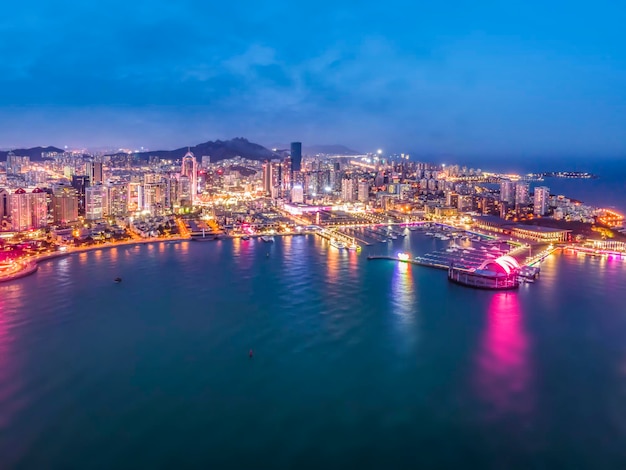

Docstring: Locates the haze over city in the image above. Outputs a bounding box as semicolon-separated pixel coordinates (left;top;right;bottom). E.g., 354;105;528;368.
1;0;625;159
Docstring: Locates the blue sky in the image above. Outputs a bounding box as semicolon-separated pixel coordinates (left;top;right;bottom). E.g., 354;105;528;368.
0;0;625;158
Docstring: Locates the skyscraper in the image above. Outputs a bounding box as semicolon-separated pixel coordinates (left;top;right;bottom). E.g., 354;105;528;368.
71;175;89;216
0;188;10;219
86;161;103;185
52;186;79;225
290;142;302;172
357;181;369;203
262;160;272;196
10;189;31;231
85;185;107;220
9;188;47;231
181;150;197;206
107;183;129;217
515;182;530;206
500;181;515;204
534;186;550;216
341;177;356;202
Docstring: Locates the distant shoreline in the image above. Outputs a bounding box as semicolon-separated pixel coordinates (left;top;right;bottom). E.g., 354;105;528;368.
0;233;310;283
0;236;189;284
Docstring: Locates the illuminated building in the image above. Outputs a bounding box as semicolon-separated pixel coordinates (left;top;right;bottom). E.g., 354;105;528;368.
85;184;107;220
52;186;79;225
143;182;167;215
0;188;10;219
86;161;103;185
10;189;31;231
357;181;369;203
107;183;129;217
448;255;520;290
291;184;304;203
71;175;89;216
533;186;550;215
515;182;530;206
181;150;197;206
178;175;192;208
9;188;47;231
262;160;272;196
500;181;515;204
341;177;356;202
6;152;29;176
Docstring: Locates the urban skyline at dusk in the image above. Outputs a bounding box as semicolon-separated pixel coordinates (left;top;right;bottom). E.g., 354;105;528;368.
1;0;625;159
2;1;626;468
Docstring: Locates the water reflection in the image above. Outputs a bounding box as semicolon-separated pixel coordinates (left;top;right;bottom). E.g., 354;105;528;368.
390;262;416;325
474;292;533;418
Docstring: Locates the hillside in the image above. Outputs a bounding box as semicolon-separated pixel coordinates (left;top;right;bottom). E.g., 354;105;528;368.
0;146;65;161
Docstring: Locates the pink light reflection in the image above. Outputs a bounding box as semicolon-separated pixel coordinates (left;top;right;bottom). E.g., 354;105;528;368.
473;292;534;418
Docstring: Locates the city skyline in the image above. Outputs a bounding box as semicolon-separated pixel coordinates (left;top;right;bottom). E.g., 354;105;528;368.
1;1;625;159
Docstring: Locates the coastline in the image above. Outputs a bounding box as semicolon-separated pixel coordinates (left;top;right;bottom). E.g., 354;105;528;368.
0;232;306;284
0;236;189;284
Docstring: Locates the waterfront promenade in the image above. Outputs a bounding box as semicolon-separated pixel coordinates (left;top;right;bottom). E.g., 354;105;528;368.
0;236;188;283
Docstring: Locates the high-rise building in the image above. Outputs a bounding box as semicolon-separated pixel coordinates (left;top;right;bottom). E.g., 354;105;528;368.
515;182;530;206
52;186;79;225
201;156;211;168
143;182;166;215
534;186;550;216
31;188;48;229
357;182;369;203
6;153;29;176
71;175;89;216
291;184;304;203
181;151;197;206
341;177;356;202
9;188;47;231
86;161;103;185
85;184;107;220
262;160;272;196
290;142;302;172
0;188;10;219
107;183;129;217
500;181;515;204
10;189;31;231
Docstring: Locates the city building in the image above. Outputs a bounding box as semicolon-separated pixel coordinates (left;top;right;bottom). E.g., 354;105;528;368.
291;184;304;203
107;183;129;217
500;181;515;204
515;182;530;206
533;186;550;216
0;188;10;219
290;142;302;172
10;188;47;231
181;151;197;206
52;186;79;225
85;184;107;220
86;161;103;185
341;177;356;202
357;181;369;203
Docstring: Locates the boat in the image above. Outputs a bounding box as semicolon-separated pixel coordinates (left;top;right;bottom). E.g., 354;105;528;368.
241;235;251;240
114;277;122;283
330;239;345;249
260;235;275;243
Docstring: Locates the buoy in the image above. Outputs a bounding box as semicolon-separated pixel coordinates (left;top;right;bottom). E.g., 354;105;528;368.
249;349;254;358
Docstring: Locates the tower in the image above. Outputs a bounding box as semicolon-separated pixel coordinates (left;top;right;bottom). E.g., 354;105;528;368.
533;186;550;216
181;150;197;206
290;142;302;172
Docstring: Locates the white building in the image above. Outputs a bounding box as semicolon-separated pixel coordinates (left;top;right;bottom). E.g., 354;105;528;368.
85;185;107;220
533;186;550;216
